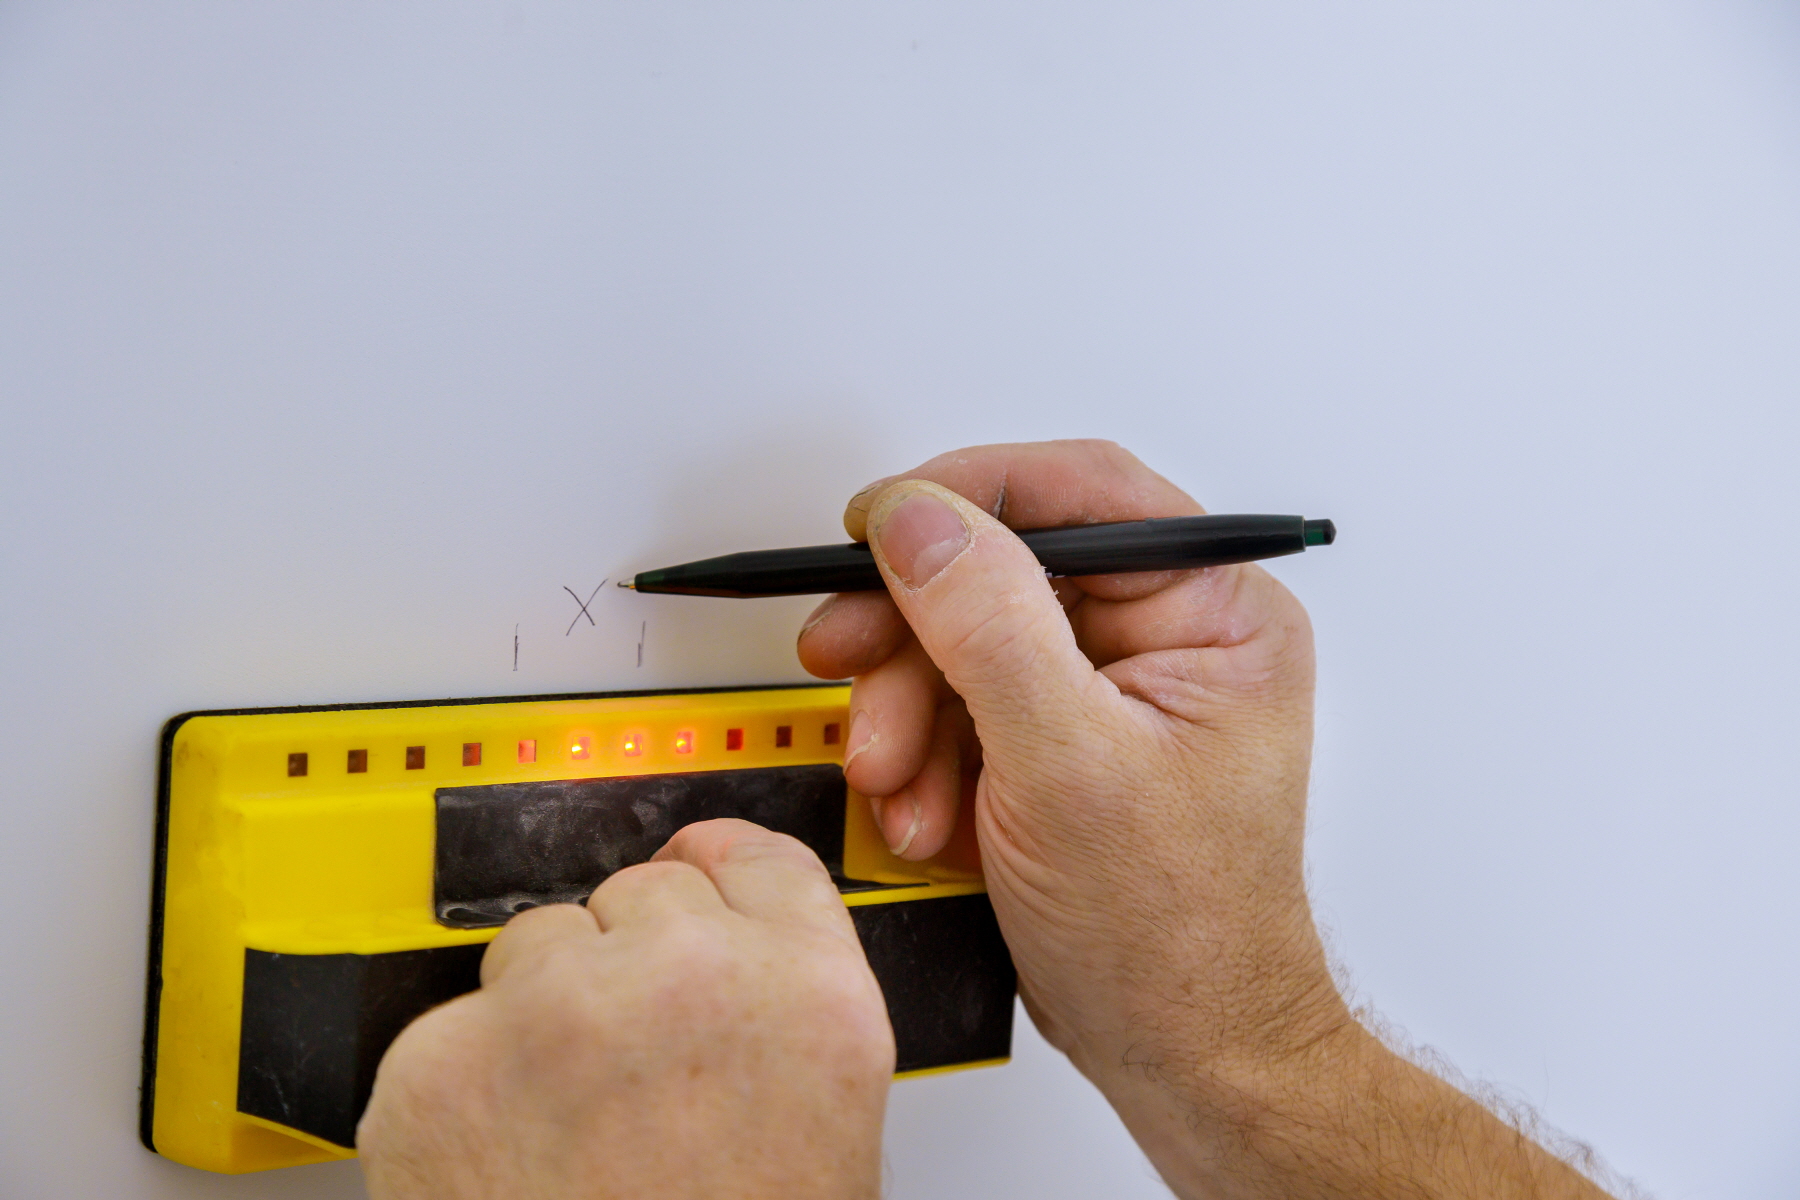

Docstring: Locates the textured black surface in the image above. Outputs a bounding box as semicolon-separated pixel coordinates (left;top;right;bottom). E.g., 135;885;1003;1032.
234;895;1014;1148
853;894;1017;1073
237;945;484;1149
434;764;850;927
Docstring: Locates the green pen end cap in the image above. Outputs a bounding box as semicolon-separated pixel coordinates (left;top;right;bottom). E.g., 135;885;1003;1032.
1303;519;1336;547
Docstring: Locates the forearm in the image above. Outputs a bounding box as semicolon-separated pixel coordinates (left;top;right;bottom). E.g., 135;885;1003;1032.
1087;1017;1610;1200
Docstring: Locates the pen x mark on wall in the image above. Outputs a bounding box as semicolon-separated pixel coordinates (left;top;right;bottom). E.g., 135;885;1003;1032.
563;582;606;636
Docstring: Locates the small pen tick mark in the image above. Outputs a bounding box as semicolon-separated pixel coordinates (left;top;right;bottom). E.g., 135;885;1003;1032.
636;620;646;668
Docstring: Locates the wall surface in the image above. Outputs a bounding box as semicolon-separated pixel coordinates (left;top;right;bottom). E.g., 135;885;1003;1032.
4;3;1799;1197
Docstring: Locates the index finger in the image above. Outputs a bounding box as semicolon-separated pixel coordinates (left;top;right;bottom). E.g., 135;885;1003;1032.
478;902;600;987
841;439;1206;604
651;819;859;945
844;439;1202;534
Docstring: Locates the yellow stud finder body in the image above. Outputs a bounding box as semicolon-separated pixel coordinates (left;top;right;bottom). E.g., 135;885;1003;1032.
142;684;1013;1174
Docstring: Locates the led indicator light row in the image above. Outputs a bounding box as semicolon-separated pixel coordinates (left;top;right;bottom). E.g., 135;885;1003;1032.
284;721;843;777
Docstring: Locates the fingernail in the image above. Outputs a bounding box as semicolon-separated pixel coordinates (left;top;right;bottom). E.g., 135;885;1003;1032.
843;710;875;767
799;595;837;637
872;490;970;590
880;794;924;857
848;481;883;509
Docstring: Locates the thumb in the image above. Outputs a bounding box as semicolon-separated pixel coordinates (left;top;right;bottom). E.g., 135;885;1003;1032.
865;480;1097;755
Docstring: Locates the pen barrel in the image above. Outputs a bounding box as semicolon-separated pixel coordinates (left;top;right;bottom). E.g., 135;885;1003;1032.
1019;513;1312;576
631;514;1323;596
632;544;881;597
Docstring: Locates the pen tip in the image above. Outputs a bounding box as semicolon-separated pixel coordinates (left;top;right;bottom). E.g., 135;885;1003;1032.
1302;519;1336;547
618;580;635;590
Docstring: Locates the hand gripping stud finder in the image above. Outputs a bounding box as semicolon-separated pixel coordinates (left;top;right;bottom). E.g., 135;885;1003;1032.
141;684;1014;1173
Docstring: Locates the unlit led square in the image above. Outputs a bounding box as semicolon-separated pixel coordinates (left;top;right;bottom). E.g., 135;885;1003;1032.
287;753;307;777
405;746;425;770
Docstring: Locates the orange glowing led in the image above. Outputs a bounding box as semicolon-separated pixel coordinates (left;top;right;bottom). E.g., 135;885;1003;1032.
570;737;590;760
622;734;643;757
673;730;694;754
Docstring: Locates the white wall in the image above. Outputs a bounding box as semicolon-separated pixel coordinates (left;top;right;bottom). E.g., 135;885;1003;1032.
3;3;1797;1196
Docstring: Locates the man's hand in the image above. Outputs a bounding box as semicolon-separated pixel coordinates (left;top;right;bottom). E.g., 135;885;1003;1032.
358;819;893;1200
799;439;1610;1199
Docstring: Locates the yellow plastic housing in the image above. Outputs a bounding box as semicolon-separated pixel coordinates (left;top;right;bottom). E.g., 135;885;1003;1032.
144;684;989;1174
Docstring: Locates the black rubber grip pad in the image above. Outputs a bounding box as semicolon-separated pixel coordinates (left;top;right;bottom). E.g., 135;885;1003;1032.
238;894;1014;1149
433;765;850;927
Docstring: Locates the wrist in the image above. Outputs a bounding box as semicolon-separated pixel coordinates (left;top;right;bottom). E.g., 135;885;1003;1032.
1090;1005;1392;1200
1062;954;1377;1199
1081;989;1607;1200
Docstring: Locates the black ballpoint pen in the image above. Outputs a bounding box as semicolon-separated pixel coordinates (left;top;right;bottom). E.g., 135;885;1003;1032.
620;513;1336;598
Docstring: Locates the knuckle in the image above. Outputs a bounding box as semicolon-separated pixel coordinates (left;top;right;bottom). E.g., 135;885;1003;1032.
503;901;580;935
938;589;1055;685
599;858;699;897
687;818;819;867
655;912;736;969
661;819;754;863
642;918;744;1005
729;825;818;864
658;821;708;856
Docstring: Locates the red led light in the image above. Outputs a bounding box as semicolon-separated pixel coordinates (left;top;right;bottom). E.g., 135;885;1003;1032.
673;731;694;754
518;739;537;764
622;734;642;757
570;737;590;760
775;725;793;748
462;742;482;767
725;728;744;751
